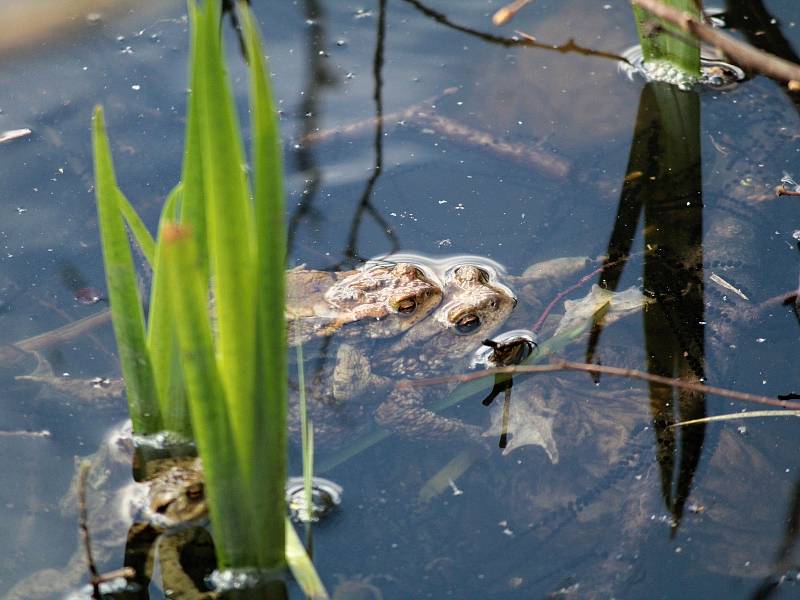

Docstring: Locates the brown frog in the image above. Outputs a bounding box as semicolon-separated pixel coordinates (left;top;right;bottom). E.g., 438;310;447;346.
324;262;518;442
3;423;212;600
286;262;443;344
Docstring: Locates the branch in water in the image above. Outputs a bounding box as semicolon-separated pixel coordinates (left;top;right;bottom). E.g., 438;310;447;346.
408;359;800;411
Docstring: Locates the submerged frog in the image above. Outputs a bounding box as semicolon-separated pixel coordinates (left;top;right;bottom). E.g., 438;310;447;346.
3;423;212;600
322;262;518;441
292;255;603;445
286;261;443;344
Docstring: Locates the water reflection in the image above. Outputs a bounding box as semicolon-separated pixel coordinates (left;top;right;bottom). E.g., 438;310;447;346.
597;82;706;531
288;0;398;268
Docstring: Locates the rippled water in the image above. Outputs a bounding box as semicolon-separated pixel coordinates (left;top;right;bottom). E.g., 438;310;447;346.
2;1;800;598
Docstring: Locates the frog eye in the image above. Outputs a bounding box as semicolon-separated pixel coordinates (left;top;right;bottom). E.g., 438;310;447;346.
414;267;426;279
185;482;205;502
397;298;417;314
455;314;481;334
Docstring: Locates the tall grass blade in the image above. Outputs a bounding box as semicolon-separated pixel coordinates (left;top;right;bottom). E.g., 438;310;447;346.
195;0;258;472
240;3;287;567
161;223;256;568
147;184;191;437
633;0;700;77
92;106;161;434
285;519;330;600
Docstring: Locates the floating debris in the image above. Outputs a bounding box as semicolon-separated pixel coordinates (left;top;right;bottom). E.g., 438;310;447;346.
0;128;32;144
74;287;105;305
286;476;342;523
710;272;749;301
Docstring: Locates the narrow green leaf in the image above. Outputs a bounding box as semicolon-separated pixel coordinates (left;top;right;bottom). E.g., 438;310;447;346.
147;184;191;437
241;3;287;568
92;106;161;434
195;0;257;470
285;519;330;600
161;222;256;568
180;0;208;277
115;188;155;266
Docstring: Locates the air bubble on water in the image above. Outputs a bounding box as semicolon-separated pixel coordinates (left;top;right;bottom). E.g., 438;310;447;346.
619;45;744;91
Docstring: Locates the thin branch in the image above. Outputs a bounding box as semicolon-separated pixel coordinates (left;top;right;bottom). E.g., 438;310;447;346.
406;359;800;410
77;461;102;599
631;0;800;84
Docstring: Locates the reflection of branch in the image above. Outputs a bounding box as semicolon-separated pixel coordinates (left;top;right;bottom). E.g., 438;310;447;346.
408;359;800;410
632;0;800;84
337;0;398;267
402;0;629;64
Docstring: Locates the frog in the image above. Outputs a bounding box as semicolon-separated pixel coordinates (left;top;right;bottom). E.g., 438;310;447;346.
285;254;613;447
2;422;213;600
315;262;517;442
286;261;443;345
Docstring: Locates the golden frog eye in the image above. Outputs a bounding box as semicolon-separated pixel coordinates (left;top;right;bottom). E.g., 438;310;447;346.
185;482;205;502
397;298;417;314
455;314;481;334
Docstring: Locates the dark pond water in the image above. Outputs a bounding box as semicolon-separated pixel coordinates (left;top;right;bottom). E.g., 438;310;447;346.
2;0;800;598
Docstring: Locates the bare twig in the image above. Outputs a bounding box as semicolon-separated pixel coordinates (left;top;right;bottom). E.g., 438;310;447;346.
631;0;800;85
77;460;102;599
407;359;800;410
492;0;533;27
515;30;631;64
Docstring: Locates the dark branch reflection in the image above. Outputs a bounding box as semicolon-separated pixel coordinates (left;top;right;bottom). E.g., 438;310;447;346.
334;0;399;268
596;82;706;532
286;0;338;259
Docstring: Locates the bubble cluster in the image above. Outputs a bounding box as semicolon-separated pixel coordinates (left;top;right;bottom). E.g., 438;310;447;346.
619;45;745;91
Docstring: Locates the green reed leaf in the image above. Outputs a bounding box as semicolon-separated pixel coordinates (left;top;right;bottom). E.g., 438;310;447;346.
162;222;256;568
633;0;700;78
285;519;330;600
195;0;257;472
92;106;161;434
147;184;191;437
241;3;287;568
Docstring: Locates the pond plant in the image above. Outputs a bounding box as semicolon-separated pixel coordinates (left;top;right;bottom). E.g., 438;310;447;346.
92;0;325;596
632;0;701;83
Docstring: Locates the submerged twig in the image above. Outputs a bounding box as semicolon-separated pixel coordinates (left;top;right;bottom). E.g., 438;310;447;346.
77;460;102;599
0;309;111;366
0;429;51;438
298;87;458;146
407;359;800;410
413;111;570;178
672;410;800;427
631;0;800;85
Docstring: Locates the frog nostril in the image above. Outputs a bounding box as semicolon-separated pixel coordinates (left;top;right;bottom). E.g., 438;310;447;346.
455;314;481;334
